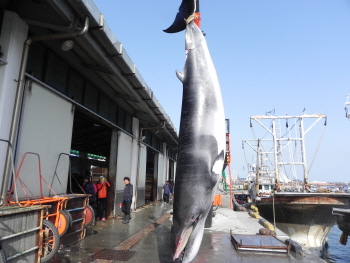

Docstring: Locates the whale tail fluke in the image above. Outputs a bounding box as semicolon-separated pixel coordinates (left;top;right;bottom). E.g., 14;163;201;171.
163;12;187;33
164;0;197;33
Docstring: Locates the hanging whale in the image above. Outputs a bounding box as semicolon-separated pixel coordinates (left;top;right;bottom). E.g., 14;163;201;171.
170;19;226;263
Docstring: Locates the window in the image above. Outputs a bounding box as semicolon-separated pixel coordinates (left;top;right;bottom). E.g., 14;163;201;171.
26;43;46;80
118;108;125;128
68;70;84;104
143;130;150;144
84;81;98;112
125;113;132;133
45;52;68;93
108;103;117;124
99;93;110;119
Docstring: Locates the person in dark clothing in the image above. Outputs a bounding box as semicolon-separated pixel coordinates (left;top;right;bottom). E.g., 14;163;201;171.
169;178;174;189
83;176;96;205
163;181;171;208
122;177;133;224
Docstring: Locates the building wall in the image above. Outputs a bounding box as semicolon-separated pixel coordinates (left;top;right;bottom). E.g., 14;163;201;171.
0;11;28;188
14;81;74;198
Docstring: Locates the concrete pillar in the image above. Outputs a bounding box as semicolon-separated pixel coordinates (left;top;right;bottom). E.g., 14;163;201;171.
107;128;118;218
0;11;28;189
165;152;169;181
163;143;168;180
156;143;168;200
130;118;139;209
152;152;158;202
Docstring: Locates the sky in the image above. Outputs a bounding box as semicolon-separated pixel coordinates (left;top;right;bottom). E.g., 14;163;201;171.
93;0;350;183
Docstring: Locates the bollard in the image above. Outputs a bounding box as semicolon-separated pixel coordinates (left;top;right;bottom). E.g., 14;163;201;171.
204;206;213;228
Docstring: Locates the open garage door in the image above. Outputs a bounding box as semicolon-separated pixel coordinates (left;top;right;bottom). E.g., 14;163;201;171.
69;110;111;193
145;149;158;202
14;80;74;198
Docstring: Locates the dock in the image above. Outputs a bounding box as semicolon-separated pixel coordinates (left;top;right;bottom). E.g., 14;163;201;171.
51;202;325;262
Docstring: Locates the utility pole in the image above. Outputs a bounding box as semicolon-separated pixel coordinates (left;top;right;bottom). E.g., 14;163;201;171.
224;119;232;210
194;0;201;28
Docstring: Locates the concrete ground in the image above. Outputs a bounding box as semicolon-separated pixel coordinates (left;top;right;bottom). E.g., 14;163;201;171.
50;202;325;263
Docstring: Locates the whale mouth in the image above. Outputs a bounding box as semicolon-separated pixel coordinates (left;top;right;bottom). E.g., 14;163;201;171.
173;225;193;260
173;217;200;261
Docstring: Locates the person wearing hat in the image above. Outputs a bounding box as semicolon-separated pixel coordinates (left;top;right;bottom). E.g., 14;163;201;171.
122;177;133;224
96;176;110;222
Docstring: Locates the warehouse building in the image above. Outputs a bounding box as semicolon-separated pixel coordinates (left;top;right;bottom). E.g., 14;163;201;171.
0;0;178;218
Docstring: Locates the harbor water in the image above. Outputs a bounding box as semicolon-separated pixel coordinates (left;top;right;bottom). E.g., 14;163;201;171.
323;225;350;263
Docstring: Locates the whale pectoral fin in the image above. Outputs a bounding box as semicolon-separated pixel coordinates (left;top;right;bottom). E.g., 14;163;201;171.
211;150;225;181
176;70;185;83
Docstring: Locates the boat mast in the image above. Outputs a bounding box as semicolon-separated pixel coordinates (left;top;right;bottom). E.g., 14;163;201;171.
272;119;280;183
299;117;308;185
250;114;326;190
256;139;260;193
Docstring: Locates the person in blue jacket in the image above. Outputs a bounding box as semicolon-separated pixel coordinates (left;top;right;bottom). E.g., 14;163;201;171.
162;181;171;208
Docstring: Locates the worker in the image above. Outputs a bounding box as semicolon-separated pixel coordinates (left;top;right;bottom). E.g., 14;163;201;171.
96;176;110;222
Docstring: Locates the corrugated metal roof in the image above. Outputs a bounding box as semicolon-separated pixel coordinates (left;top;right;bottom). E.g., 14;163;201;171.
71;0;178;143
13;0;178;145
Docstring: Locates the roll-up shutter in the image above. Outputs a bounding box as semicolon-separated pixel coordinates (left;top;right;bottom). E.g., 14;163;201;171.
115;132;133;191
14;80;74;198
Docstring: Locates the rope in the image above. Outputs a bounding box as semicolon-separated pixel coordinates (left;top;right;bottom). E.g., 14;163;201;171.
40;175;59;197
308;125;327;174
17;178;43;206
250;126;257;140
51;170;66;196
280;118;300;138
50;153;72;196
261;130;269;140
242;146;250;174
273;193;276;229
71;174;87;194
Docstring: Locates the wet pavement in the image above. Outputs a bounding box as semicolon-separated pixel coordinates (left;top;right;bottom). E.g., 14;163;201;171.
50;202;325;263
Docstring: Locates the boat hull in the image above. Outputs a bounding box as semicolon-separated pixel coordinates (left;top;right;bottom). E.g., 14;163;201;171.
333;208;350;237
255;193;350;251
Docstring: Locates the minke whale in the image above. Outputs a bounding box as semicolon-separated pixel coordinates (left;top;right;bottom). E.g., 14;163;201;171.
164;0;197;33
171;21;226;263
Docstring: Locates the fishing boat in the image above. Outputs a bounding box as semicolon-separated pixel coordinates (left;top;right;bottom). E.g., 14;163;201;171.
330;96;350;245
243;113;350;254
